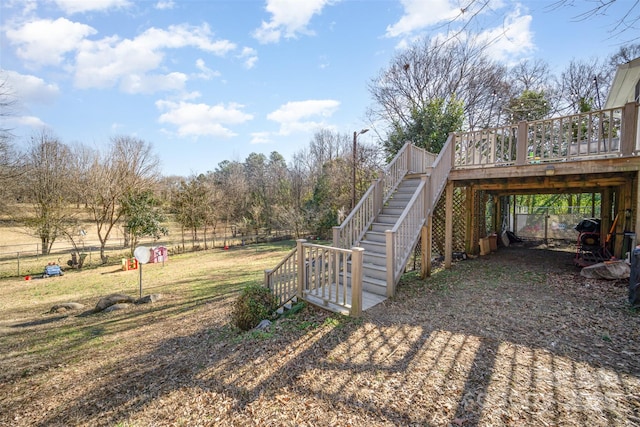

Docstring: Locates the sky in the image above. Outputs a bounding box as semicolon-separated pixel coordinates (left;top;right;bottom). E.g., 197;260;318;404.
0;0;636;177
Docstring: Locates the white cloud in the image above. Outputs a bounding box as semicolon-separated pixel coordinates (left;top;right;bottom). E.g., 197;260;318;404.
251;131;272;144
267;99;339;135
386;0;462;38
478;7;534;64
3;70;60;104
7;115;47;128
252;0;334;44
120;72;188;94
155;0;175;10
74;24;236;91
156;100;253;138
195;59;220;80
239;47;258;69
5;17;96;67
52;0;131;14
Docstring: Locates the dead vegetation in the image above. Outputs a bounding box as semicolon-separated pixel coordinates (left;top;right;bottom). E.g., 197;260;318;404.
1;244;639;426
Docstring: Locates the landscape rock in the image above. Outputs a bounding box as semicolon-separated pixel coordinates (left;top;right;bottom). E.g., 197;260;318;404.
580;260;630;280
254;319;272;331
102;303;133;313
49;302;85;313
94;294;136;312
136;294;162;304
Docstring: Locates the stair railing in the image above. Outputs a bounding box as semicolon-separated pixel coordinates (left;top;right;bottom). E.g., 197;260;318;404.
385;176;428;295
264;245;299;307
333;142;434;249
429;133;455;209
384;134;455;294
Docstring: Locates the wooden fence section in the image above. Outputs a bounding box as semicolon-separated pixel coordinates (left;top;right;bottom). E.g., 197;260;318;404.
454;103;638;167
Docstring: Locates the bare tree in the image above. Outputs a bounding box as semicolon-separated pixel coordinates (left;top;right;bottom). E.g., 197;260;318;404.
83;136;159;263
0;72;23;203
22;130;74;254
550;0;639;41
368;35;508;134
557;58;608;113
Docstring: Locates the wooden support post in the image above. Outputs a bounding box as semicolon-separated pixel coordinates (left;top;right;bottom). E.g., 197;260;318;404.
421;221;431;278
465;187;475;254
614;181;633;258
444;181;454;269
296;239;306;299
601;189;612;244
493;194;500;233
516;121;528;166
621;102;638;155
385;229;395;297
349;247;364;317
264;269;272;288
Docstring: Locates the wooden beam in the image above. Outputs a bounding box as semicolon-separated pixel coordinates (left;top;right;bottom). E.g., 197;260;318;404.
635;171;640;242
465;186;474;254
420;221;431;278
444;181;454;269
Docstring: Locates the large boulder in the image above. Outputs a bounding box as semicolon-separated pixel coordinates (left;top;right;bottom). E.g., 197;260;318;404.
94;294;136;312
136;294;162;304
102;303;133;313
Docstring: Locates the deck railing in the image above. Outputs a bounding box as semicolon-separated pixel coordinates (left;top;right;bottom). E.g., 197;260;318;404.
301;242;363;316
333;142;435;249
265;239;363;316
455;103;638;167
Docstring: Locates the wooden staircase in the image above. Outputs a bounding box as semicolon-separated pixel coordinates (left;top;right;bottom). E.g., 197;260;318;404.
358;177;423;297
265;141;450;316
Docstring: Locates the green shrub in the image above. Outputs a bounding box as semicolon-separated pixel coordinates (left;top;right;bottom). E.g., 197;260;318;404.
232;285;277;331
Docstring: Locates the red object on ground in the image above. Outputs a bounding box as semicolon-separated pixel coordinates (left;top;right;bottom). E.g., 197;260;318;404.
25;275;31;280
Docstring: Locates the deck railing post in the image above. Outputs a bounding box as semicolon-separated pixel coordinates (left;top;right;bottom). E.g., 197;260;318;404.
516;121;528;165
264;269;272;288
621;102;639;155
332;226;340;247
373;179;383;216
406;142;412;173
385;229;395;297
296;239;306;298
349;247;364;317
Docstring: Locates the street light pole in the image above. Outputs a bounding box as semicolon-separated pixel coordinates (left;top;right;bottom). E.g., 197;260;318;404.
352;128;369;209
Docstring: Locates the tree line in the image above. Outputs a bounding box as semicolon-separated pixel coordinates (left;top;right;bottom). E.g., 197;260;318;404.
1;36;638;260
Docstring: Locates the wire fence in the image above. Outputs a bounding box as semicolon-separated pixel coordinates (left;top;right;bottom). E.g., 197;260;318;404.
0;231;297;278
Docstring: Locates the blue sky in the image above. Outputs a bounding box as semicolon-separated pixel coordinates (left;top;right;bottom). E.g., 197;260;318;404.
0;0;635;176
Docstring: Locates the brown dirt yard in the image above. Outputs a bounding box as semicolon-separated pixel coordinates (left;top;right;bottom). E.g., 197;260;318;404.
1;243;639;426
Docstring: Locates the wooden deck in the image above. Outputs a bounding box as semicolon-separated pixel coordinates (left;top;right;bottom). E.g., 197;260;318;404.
304;285;387;316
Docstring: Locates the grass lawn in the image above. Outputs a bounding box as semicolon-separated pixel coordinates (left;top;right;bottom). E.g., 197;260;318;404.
1;242;639;426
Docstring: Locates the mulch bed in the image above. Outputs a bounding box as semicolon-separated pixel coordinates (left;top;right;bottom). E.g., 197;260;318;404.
1;244;639;426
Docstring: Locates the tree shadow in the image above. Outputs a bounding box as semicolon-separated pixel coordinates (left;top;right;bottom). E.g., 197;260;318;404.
5;245;637;426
